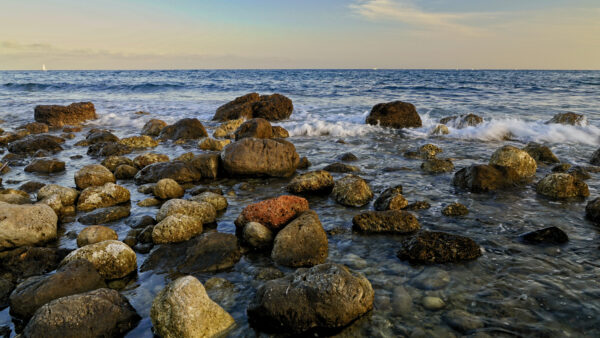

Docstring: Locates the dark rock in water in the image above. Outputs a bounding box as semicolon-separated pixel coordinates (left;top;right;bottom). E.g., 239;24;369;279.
8;135;63;154
213;93;293;121
222;138;299;177
421;158;454;174
141;119;167;136
130;215;156;229
552;163;572;173
546;112;586;126
323;162;359;173
439;114;483;128
332;174;373;207
86;130;119;144
287;170;334;195
24;158;65;173
247;263;374;334
135;154;220;184
2;153;27;166
34;102;97;127
536;173;589;199
87;142;132;157
585;197;600;222
453;164;520;193
234;118;273;140
442;309;484;333
397;231;481;264
374;185;407;211
141;232;241;274
522;226;568;244
567;166;591;181
189;186;223;196
405;201;431;211
23;288;140;338
114;164;138;179
271;210;328;267
0;277;13;309
298;156;311;169
352;210;420;234
366;101;422;129
19;181;45;193
78;205;131;225
442;202;469;216
523;142;559;164
9;259;106;319
18;122;49;134
591;148;600;166
0;246;70;283
159;118;208;140
213;93;259;121
340;152;358;162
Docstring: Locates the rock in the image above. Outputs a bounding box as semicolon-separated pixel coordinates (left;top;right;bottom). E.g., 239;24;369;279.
234;118;273;140
235;195;309;231
37;184;78;215
134;155;219;184
366;101;422;128
332;174;373;207
489;145;537;178
352;210;420;234
439;114;483;128
405;144;443;159
156;199;216;224
213;93;260;121
222;137;299;177
271;126;289;138
213;93;293;121
74;164;115;189
411;267;450;290
119;135;158;148
0;202;57;250
114;164;138;179
0;247;70;283
213;118;244;138
77;226;119;247
152;215;205;244
23;288;139;337
374;185;407;210
8;135;63;154
546;112;586;126
523;142;559;164
590;148;600;166
398;231;481;264
137;197;160;207
0;278;13;309
391;286;412;316
133;152;170;169
247;263;374;334
86;130;119;144
323;162;359;173
443;309;484;333
298;156;311;169
34;102;97;127
61;240;137;279
19;181;45;193
198;137;230;151
242;222;274;250
567;166;591;181
271;210;328;267
142;119;167;136
189;192;228;211
159;118;208;140
442;203;469;216
432;124;450;135
153;178;184;199
77;183;131;212
141;232;241;273
405;201;431;211
522;226;568;244
585;197;600;222
87;142;132;157
287;170;334;195
9;259;106;319
0;189;31;204
18;122;49;134
421;158;454;174
423;297;446;310
24;158;65;173
151;276;235;338
536;173;589;199
453;164;520;193
63;126;82;133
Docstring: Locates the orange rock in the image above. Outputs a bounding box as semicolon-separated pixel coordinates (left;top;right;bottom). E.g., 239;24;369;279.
236;195;309;230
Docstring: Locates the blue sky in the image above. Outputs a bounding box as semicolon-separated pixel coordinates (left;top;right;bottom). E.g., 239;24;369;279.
1;0;599;69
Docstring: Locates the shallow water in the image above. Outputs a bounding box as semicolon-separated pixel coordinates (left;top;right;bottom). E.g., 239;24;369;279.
1;70;600;337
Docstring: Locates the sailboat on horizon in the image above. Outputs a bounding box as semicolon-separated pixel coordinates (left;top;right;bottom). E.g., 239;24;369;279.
42;64;47;71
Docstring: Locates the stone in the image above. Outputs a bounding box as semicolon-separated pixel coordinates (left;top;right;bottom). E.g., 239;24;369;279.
18;122;49;134
323;162;360;173
234;118;273;140
432;124;450;135
405;201;431;211
567;166;591;181
423;297;446;310
213;118;244;138
298;156;311;169
332;174;373;207
523;142;559;164
60;240;137;279
0;246;69;283
222;137;300;177
443;309;484;333
156;199;216;224
271;210;328;267
391;286;412;316
133;152;170;169
87;142;132;157
198;137;230;151
19;181;45;193
0;189;31;204
590;148;600;166
411;267;451;290
0;202;57;250
77;225;119;247
114;164;138;179
546;112;586;126
142;119;167;136
119;135;158;148
134;158;215;184
489;145;537;178
152;214;204;244
213;93;260;121
151;276;235;338
271;126;289;138
159;118;208;140
153;178;185;199
86;130;119;144
23;288;139;338
453;164;520;193
585;197;600;222
242;222;274;250
76;183;131;212
366;101;422;128
352;210;420;234
24;158;65;173
442;203;469;216
439;114;483;128
34;102;97;127
74;164;115;189
189;191;228;211
138;197;161;207
374;185;407;210
37;184;78;215
8;135;63;154
398;231;481;264
213;93;293;121
287;170;334;195
235;195;309;231
421;158;454;174
247;263;374;334
536;173;589;199
522;226;568;244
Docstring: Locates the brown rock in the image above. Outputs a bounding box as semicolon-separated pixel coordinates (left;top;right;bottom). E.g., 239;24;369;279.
234;118;273;140
34;102;97;127
222;137;299;177
366;101;422;128
352;210;420;234
397;231;481;264
159;118;208;140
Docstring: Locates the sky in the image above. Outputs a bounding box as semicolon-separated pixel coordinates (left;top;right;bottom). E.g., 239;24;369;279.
1;0;599;70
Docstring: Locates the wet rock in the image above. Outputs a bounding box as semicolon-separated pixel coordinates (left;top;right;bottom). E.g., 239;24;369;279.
585;197;600;222
247;263;374;334
19;181;45;193
222;137;300;177
407;144;443;159
8;134;63;154
9;259;106;319
189;191;228;211
137;197;160;207
159;118;208;140
374;185;406;210
61;240;137;279
552;163;572;173
536;173;589;199
271;125;289;138
213;118;245;138
133;152;170;169
74;164;115;189
421;158;454;174
86;130;119;144
546;112;586;126
76;183;131;212
234;195;309;231
18;122;49;134
366;101;422;129
119;135;158;148
391;286;413;316
114;164;138;179
63;126;82;133
442;203;469;216
298;156;311;169
523;142;559;164
141;119;168;136
423;296;446;310
153;178;184;199
198;137;230;151
352;210;420;234
453;164;520;193
397;231;482;264
340;152;358;162
2;153;26;166
332;174;373;207
78;205;130;225
287;170;334;195
134;159;211;184
87;141;132;157
0;247;70;283
242;222;274;250
431;124;450;135
156;198;216;224
0;202;57;250
23;288;139;338
213;93;293;121
405;201;431;211
152;214;204;244
34;102;97;127
590;148;600;166
522;226;568;244
443;309;484;333
489;145;537;178
234;118;273;140
213;93;259;121
0;189;31;204
77;225;119;247
151;276;235;338
323;162;359;173
567;166;591;181
411;267;450;290
141;232;241;273
439;114;483;128
24;158;65;173
37;184;78;216
272;210;328;267
0;278;13;309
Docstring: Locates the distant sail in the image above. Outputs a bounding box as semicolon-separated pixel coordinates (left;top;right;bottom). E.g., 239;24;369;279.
42;64;47;71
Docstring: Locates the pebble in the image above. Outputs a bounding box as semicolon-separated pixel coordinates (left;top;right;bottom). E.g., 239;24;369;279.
391;286;413;316
422;296;445;310
411;267;451;290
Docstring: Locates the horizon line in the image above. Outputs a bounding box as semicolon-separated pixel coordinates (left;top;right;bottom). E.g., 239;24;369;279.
1;68;599;71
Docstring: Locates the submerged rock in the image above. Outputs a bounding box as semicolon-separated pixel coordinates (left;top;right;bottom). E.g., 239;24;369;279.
332;174;373;207
366;101;422;128
0;246;69;283
489;145;537;178
453;164;520;193
222;137;299;177
374;185;406;211
77;225;118;247
442;202;469;216
421;158;454;174
323;162;360;173
271;210;328;267
287;170;334;195
397;231;482;264
34;102;97;127
522;226;568;244
546;112;586;126
235;195;309;231
431;124;450;135
443;309;484;333
352;210;420;234
159;118;208;140
75;164;115;189
61;240;137;279
439;114;483;128
86;130;119;144
536;173;589;199
523;142;559;164
0;202;57;250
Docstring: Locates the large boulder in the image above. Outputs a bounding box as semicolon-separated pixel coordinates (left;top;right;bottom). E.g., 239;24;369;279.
523;142;559;164
8;135;63;154
352;210;420;234
439;114;483;128
286;170;334;195
546;112;586;126
152;215;204;244
453;164;520;193
24;158;65;173
213;118;245;138
213;93;293;121
135;154;220;184
536;173;589;199
366;101;422;129
332;174;373;207
159;118;208;140
247;263;374;334
397;231;481;264
76;183;130;212
213;93;259;121
74;164;116;189
76;225;118;247
141;119;168;136
235;195;309;231
151;276;235;338
23;288;139;338
221;137;299;177
0;202;57;250
271;210;328;267
156;199;216;224
489;145;537;178
234;118;273;140
60;240;137;279
34;102;97;127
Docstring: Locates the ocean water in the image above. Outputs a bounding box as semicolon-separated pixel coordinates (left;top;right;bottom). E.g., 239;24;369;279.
1;69;600;337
